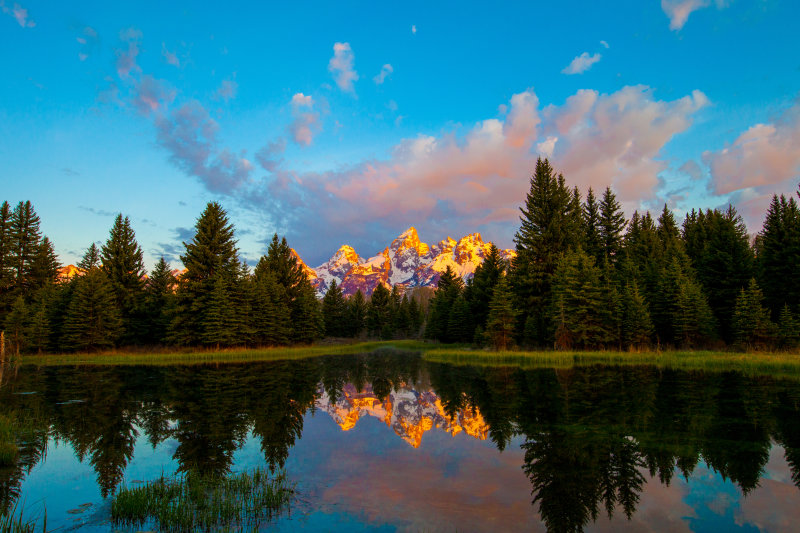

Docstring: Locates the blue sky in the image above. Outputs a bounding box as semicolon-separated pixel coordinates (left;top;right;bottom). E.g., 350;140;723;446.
2;0;799;267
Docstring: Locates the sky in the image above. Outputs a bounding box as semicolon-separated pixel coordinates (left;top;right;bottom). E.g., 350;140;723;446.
2;0;799;268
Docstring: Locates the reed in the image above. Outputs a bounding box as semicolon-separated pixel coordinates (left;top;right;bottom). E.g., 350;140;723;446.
110;468;293;532
0;502;46;533
0;414;18;466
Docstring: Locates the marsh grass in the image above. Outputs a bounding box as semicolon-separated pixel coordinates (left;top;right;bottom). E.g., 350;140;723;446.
422;348;800;379
0;414;19;466
20;340;432;367
110;468;293;532
0;501;46;533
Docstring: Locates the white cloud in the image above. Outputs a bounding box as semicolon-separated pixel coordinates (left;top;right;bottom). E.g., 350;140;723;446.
290;92;313;108
411;25;417;34
373;64;394;85
600;40;610;49
214;79;238;102
562;52;602;75
288;93;321;146
1;1;34;28
328;42;359;93
661;0;729;31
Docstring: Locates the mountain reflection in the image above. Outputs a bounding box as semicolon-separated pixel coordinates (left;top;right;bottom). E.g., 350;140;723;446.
2;353;800;532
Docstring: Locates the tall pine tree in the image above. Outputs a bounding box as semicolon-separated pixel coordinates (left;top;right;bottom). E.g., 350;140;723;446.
101;214;146;344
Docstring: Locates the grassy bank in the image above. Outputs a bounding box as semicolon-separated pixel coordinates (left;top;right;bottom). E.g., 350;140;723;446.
14;340;431;367
111;468;292;532
422;347;800;379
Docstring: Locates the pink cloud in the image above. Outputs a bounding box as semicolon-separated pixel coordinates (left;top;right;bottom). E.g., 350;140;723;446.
703;102;800;196
162;43;180;67
116;28;142;79
1;1;35;28
661;0;729;31
328;42;358;93
288;93;321;146
133;75;176;115
562;52;601;75
373;64;393;85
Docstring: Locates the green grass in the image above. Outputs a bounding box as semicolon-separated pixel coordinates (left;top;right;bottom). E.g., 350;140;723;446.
422;347;800;379
18;340;432;367
0;501;46;533
0;414;19;466
110;468;293;532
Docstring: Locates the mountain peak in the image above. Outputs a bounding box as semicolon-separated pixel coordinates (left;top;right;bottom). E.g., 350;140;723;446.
390;226;429;255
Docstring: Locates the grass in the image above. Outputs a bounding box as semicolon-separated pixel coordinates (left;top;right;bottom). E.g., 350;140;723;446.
0;501;46;533
110;468;293;532
422;347;800;379
0;414;19;467
17;340;432;367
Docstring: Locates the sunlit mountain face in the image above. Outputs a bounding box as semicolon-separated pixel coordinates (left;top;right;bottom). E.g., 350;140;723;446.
4;352;800;532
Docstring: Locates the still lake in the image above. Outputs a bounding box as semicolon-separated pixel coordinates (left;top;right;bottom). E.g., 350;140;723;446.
2;350;800;532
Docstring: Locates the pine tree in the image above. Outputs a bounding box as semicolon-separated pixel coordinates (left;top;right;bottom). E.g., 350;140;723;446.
101;214;146;344
0;201;15;312
467;243;506;334
251;269;290;346
367;283;392;337
582;188;603;263
599;187;626;264
9;200;42;297
673;274;716;349
26;286;53;354
143;257;176;344
4;296;28;355
291;280;323;343
509;158;580;346
732;278;775;351
395;294;412;337
62;268;123;351
757;194;800;317
622;282;653;350
447;295;473;343
78;243;101;271
777;305;799;350
345;290;367;338
322;280;347;337
550;248;607;349
486;276;518;351
407;295;423;337
170;202;240;345
201;273;239;348
424;266;463;342
29;236;60;290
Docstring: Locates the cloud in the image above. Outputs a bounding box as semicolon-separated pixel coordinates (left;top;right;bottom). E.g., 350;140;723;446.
214;79;238;102
230;85;706;262
162;43;180;67
328;42;358;93
61;167;80;177
155;101;253;194
116;28;142;79
255;138;286;172
79;206;116;217
1;1;35;28
661;0;729;31
679;160;704;181
600;40;610;49
287;93;321;146
76;26;99;61
411;25;416;34
373;64;393;85
133;75;176;115
703;102;800;196
562;52;602;75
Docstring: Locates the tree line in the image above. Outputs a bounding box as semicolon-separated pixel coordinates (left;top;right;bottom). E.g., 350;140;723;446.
1;157;799;353
424;158;800;351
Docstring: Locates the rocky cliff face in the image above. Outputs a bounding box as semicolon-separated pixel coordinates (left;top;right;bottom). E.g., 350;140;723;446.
315;382;489;448
298;227;515;297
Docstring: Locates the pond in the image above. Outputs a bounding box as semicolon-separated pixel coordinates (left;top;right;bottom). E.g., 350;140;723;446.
2;350;800;532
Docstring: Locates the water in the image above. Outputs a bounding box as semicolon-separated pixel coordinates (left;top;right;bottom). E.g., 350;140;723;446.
2;351;800;532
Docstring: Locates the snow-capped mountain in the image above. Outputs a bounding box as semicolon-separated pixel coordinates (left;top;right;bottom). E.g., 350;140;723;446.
315;382;489;448
297;227;515;297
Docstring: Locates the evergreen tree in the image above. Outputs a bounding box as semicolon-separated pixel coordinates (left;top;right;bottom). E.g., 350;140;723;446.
395;294;412;337
26;286;53;353
101;214;146;344
622;282;653;350
599;187;626;264
250;268;290;346
447;295;473;343
0;201;15;313
509;158;580;346
345;290;367;338
29;236;60;290
757;194;800;317
367;283;392;337
466;243;506;334
582;188;603;263
291;280;323;343
486;276;518;350
321;280;347;337
9;200;42;297
170;202;239;346
261;234;306;301
424;266;463;342
673;272;716;348
777;305;799;350
62;268;123;351
143;257;176;344
78;243;101;270
4;296;28;355
201;273;239;348
550;248;607;349
732;278;775;351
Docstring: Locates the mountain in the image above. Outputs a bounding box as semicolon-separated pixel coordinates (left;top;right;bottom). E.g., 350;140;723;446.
299;227;515;297
315;382;488;448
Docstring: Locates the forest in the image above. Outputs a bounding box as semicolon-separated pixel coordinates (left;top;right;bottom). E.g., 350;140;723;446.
1;157;799;355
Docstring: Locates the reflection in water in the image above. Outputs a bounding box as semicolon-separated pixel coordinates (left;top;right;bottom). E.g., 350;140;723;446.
2;353;800;531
